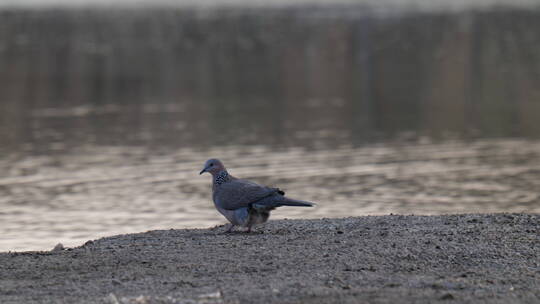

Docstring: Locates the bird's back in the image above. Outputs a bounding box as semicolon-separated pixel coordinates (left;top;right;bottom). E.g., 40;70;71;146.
213;176;282;211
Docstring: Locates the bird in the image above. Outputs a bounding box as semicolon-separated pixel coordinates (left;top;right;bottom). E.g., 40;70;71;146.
199;158;314;233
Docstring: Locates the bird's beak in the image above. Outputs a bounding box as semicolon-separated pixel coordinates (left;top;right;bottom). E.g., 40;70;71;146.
199;167;207;175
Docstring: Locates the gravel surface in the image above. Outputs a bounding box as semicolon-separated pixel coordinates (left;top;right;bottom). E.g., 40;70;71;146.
0;214;539;303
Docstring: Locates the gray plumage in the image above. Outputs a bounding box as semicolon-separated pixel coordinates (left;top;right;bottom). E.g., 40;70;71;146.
200;158;314;232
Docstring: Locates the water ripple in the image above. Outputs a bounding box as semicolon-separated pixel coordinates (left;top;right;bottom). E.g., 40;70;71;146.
0;139;539;251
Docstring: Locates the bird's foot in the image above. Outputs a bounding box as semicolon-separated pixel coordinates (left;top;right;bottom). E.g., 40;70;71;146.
244;227;264;234
222;224;235;234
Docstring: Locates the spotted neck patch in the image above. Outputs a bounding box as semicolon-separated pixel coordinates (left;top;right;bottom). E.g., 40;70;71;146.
214;171;230;185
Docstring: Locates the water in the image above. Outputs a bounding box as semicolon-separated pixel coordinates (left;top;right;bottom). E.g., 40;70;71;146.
1;4;540;251
1;139;539;251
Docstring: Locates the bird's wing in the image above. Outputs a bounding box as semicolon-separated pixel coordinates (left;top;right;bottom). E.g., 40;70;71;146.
214;179;282;210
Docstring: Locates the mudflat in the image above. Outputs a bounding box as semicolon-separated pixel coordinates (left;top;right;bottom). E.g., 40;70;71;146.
0;214;538;303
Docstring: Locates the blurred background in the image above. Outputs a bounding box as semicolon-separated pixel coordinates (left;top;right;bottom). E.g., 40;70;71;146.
1;0;539;251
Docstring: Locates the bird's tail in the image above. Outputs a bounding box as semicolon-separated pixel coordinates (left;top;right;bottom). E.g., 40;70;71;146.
251;196;315;211
278;197;314;207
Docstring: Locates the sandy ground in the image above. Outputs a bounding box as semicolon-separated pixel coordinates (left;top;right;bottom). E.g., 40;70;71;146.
0;214;538;304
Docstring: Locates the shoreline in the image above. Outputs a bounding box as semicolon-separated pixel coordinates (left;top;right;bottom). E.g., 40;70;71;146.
1;214;538;303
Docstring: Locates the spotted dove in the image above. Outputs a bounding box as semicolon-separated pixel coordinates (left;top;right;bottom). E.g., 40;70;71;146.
200;158;314;232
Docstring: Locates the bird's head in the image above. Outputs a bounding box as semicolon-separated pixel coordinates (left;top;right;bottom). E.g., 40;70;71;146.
199;158;225;176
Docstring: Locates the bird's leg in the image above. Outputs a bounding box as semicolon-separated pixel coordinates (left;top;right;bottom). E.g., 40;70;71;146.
246;226;252;233
223;224;234;233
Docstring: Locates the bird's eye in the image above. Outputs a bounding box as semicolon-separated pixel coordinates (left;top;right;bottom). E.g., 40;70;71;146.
209;163;213;167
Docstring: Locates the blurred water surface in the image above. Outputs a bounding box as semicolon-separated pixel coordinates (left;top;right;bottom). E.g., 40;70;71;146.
1;140;540;251
1;4;540;251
